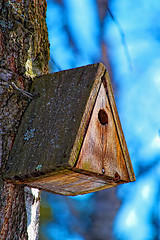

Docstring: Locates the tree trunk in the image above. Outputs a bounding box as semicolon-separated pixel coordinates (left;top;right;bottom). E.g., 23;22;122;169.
0;1;49;239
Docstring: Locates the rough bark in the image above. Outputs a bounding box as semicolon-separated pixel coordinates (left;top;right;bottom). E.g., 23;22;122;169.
0;0;49;239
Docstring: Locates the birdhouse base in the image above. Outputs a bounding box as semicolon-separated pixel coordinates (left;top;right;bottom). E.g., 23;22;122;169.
7;167;126;196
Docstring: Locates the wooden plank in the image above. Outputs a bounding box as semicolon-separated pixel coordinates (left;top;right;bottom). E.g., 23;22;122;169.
15;170;116;196
76;83;130;182
102;73;136;181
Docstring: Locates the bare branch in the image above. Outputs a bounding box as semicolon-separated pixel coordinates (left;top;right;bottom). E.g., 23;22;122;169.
50;57;62;72
107;7;132;70
0;79;33;100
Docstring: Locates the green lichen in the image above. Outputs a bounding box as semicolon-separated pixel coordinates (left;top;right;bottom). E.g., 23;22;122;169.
82;161;92;171
25;58;36;79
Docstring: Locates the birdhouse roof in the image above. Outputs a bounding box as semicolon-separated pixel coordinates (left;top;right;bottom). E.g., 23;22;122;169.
5;64;106;176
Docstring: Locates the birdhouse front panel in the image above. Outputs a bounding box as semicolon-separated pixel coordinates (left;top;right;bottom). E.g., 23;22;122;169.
3;63;135;196
76;83;130;182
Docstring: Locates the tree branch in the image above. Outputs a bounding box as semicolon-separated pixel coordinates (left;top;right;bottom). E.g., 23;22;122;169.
107;7;132;70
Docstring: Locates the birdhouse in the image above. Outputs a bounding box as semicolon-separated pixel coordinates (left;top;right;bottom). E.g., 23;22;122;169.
3;63;135;196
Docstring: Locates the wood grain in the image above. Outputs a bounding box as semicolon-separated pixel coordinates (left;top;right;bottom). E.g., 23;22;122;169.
76;83;130;182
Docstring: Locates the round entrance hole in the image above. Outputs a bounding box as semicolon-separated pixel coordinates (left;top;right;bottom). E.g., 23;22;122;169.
98;109;108;125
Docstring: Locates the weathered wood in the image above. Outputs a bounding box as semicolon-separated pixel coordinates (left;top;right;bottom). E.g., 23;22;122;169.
3;63;135;196
15;169;117;196
4;63;105;177
103;72;135;181
76;83;130;182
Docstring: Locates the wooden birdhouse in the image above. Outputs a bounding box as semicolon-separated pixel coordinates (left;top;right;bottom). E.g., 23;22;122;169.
3;63;135;196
